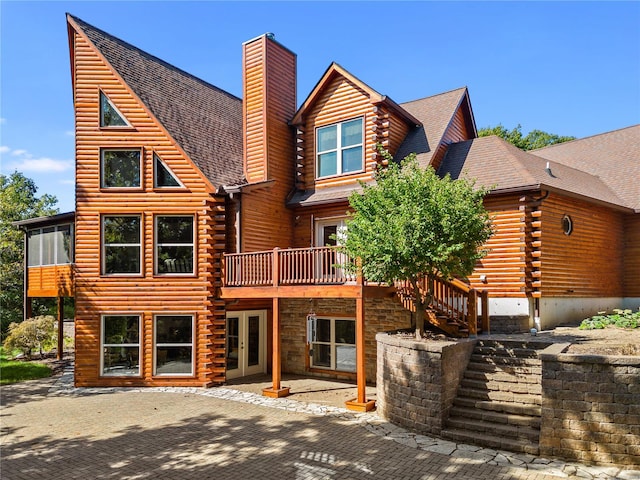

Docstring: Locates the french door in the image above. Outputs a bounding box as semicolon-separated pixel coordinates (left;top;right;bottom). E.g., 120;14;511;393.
226;310;266;379
315;218;348;281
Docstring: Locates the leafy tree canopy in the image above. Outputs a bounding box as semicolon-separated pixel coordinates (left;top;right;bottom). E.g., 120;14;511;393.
478;124;575;151
343;149;492;336
1;172;58;336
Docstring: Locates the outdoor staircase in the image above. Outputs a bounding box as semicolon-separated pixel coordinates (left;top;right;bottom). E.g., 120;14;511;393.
441;339;550;455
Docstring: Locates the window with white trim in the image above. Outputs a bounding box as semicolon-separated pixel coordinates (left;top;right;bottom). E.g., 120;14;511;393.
102;215;141;275
155;216;194;274
101;149;141;188
309;317;356;372
154;315;194;375
316;118;363;178
153;153;182;188
101;315;141;376
27;224;73;266
99;91;130;127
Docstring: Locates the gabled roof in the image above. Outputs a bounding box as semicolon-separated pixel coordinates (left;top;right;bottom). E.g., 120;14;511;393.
67;14;244;188
291;63;420;127
530;125;640;211
438;136;629;210
395;87;474;168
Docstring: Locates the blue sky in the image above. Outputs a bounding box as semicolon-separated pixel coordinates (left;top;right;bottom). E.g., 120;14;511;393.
1;1;639;213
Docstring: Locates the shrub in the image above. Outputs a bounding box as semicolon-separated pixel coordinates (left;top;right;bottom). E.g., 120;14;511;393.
2;315;57;358
579;309;640;330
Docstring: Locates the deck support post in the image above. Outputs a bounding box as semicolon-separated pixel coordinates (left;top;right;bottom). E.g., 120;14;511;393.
57;296;64;360
346;259;375;412
262;296;290;398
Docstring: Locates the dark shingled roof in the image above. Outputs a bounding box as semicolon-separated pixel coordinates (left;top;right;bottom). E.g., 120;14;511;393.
68;14;244;188
530;125;640;211
438;136;627;209
395;87;470;168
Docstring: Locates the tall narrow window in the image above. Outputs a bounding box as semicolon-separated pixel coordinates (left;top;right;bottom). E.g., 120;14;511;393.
102;315;140;376
316;118;363;178
155;315;194;375
101;149;141;188
155;216;194;274
100;91;129;127
154;153;182;188
102;216;141;275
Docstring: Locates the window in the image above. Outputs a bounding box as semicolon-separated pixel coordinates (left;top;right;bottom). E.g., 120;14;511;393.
155;315;193;375
101;149;141;188
27;224;73;266
561;214;573;235
100;91;129;127
309;317;355;372
153;153;182;188
102;315;140;376
316;118;363;178
102;216;141;275
155;216;194;274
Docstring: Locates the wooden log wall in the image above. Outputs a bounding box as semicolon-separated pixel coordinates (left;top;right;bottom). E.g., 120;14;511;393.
240;36;296;252
71;27;225;387
27;265;74;297
623;214;640;297
291;202;351;249
430;104;474;172
467;194;529;297
539;193;624;297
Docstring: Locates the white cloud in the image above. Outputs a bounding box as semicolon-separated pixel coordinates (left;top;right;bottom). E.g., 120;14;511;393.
0;118;6;124
0;146;9;154
11;149;28;156
65;130;74;137
60;179;76;185
13;157;73;172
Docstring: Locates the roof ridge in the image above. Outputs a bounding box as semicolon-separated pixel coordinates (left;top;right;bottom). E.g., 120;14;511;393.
400;86;467;106
531;123;640;152
67;13;241;102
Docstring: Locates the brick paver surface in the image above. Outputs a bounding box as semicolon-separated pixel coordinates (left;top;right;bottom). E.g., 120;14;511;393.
0;378;568;480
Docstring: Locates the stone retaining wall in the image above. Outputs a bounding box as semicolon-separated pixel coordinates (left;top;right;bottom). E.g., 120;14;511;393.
540;346;640;467
376;333;475;435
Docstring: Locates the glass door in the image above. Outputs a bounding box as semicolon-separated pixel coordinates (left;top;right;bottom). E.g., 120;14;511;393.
226;310;266;379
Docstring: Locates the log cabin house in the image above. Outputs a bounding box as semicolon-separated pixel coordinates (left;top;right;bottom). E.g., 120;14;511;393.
17;14;639;410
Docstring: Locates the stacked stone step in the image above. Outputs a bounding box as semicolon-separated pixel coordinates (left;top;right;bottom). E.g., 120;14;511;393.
441;339;551;455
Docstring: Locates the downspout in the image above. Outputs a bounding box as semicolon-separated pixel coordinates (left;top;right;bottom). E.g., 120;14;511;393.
22;228;29;321
231;192;242;253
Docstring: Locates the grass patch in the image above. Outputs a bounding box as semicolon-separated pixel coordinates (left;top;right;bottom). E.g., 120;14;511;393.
0;348;52;385
579;309;640;330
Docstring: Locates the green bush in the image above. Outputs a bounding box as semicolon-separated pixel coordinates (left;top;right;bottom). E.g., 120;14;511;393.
2;315;57;358
579;309;640;330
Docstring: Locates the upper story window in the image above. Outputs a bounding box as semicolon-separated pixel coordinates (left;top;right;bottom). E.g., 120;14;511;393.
155;216;194;275
100;91;130;127
27;224;74;266
101;149;141;189
102;215;141;275
316;118;363;178
154;153;183;188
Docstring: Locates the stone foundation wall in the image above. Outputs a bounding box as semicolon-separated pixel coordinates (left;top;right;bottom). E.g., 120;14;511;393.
376;333;475;435
279;297;411;383
540;348;640;467
489;315;530;334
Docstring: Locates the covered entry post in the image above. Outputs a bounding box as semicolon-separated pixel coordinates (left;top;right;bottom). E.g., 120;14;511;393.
262;297;290;398
345;262;375;412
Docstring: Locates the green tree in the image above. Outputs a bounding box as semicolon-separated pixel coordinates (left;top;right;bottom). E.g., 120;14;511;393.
0;172;58;336
3;315;58;358
478;124;575;150
343;149;492;337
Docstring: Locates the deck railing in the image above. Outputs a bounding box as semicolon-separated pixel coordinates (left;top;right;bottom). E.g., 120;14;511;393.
396;276;489;335
223;247;489;336
224;247;356;287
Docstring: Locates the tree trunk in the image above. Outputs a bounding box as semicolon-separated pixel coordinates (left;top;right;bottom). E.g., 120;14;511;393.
411;276;434;340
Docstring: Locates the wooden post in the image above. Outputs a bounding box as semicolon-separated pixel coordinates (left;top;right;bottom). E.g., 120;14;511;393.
346;258;375;412
481;290;490;334
262;296;290;398
468;289;478;338
57;297;64;360
272;247;280;287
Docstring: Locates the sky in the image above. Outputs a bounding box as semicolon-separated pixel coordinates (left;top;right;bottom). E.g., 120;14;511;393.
1;1;639;214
